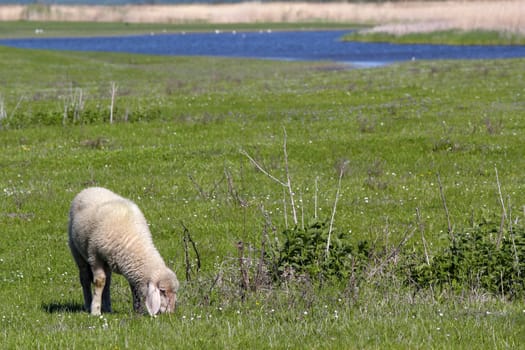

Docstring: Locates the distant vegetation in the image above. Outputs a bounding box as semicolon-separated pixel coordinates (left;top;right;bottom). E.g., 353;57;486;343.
343;29;525;46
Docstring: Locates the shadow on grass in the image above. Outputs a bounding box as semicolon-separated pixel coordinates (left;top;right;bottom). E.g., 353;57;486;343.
42;301;85;314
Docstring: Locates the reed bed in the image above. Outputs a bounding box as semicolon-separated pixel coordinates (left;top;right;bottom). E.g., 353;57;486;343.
1;1;524;34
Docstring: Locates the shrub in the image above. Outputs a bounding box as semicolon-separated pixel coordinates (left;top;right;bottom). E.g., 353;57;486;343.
268;220;370;283
406;223;525;298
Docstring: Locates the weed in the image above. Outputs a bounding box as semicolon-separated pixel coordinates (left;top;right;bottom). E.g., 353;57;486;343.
80;137;110;149
485;117;503;135
364;159;388;190
357;115;376;133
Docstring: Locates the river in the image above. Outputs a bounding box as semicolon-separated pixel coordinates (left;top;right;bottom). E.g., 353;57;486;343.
2;30;525;66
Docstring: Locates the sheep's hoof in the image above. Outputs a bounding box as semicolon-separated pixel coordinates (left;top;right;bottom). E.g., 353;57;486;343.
91;305;102;316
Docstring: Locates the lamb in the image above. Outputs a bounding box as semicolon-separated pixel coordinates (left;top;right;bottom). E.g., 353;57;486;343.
68;187;179;316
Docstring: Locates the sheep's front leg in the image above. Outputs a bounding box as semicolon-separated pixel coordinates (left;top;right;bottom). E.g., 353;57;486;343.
130;284;144;313
101;267;112;313
90;264;107;316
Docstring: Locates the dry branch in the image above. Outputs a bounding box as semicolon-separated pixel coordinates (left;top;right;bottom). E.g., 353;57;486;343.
109;81;117;124
416;207;430;266
182;221;201;282
437;172;454;242
240;127;297;225
237;241;250;295
494;166;507;248
326;163;346;258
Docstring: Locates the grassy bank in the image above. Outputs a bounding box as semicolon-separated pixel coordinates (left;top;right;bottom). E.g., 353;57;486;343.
1;44;525;348
343;29;525;46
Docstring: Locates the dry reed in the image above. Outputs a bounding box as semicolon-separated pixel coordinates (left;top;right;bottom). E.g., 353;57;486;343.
0;1;523;34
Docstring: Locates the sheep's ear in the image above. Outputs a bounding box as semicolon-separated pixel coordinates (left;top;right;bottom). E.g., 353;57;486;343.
145;282;161;316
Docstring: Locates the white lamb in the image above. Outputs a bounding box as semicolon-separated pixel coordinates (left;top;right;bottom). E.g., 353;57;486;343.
68;187;179;316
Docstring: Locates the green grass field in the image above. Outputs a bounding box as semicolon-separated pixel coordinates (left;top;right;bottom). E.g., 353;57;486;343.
1;24;525;348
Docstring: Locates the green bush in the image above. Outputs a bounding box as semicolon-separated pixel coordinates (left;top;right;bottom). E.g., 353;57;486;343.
268;220;370;283
406;223;525;298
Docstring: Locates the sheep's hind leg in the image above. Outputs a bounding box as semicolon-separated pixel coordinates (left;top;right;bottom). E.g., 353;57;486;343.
90;263;107;316
69;243;93;312
80;266;94;313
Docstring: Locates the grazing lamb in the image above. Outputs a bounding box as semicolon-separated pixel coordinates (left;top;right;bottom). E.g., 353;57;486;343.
68;187;179;316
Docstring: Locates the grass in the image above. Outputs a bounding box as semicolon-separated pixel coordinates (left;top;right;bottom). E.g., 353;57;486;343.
2;37;525;347
343;29;525;46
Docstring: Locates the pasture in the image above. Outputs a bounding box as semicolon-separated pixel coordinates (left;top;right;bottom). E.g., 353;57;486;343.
1;36;525;347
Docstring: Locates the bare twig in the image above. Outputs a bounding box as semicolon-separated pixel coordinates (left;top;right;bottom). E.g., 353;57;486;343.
181;222;201;282
437;172;454;242
240;127;297;225
282;127;298;225
495;166;506;217
300;190;305;230
345;255;359;302
0;95;6;120
62;86;85;125
109;81;117;124
314;176;319;220
507;195;513;234
507;196;520;278
188;174;208;199
283;188;288;229
63;95;69;126
255;206;271;291
326;163;346;258
237;241;250;295
368;225;416;278
416;207;430;265
2;95;25;125
188;173;225;200
416;207;435;300
495;166;507;248
74;87;84;122
10;96;24;119
182;229;191;282
225;168;247;207
240;150;287;187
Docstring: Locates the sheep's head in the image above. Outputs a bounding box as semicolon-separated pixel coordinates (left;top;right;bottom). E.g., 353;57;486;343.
145;269;179;316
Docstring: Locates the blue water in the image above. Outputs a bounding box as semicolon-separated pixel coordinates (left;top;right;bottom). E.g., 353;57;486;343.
2;30;525;65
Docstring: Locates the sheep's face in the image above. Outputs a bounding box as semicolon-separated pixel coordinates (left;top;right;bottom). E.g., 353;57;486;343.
145;270;179;315
157;277;178;313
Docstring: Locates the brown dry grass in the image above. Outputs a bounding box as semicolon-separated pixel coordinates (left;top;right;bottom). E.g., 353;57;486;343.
0;1;524;34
